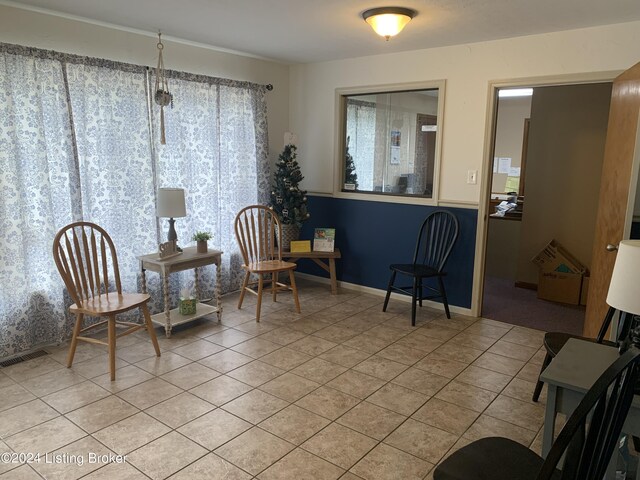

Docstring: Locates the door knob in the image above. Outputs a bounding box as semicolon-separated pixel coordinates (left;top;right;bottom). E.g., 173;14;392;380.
606;244;619;252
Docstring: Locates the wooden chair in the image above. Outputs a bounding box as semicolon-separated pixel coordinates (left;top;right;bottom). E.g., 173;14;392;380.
435;346;640;480
382;210;459;326
532;306;620;402
234;205;301;322
52;222;160;381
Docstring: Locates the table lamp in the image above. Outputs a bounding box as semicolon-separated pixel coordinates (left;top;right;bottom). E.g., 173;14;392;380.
156;188;186;244
606;240;640;350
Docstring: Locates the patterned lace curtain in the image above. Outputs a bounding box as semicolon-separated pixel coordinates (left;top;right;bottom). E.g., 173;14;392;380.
150;74;270;309
0;52;78;356
65;63;158;293
0;44;270;359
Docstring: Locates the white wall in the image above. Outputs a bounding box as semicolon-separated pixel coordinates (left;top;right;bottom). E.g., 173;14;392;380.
289;22;640;204
492;96;531;193
516;83;611;285
0;5;290;165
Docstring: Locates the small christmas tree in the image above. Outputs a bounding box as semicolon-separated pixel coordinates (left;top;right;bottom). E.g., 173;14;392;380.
344;136;359;189
270;144;310;227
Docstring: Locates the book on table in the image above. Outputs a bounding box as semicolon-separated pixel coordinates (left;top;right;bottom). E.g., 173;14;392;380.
290;240;311;253
313;228;335;252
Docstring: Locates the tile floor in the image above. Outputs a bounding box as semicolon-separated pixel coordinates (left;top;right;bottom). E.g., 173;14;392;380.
0;280;551;480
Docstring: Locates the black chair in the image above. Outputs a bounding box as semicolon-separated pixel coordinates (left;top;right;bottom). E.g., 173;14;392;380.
532;307;624;402
382;210;459;326
434;346;640;480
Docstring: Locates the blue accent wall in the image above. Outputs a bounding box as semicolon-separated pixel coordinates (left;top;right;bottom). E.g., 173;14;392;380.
299;195;478;309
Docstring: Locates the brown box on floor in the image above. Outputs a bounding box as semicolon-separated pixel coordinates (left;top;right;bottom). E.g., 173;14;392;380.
532;239;586;274
537;270;583;305
533;239;587;305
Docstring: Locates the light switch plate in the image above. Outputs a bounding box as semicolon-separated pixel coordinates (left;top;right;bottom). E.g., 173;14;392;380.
467;170;478;185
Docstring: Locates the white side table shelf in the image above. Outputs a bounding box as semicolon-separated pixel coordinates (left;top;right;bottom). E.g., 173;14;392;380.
138;246;223;337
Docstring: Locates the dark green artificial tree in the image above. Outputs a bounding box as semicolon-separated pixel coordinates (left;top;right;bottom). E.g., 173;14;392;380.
270;144;310;227
344;136;358;189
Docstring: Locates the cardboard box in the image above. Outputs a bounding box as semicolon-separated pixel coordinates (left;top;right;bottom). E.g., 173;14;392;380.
580;276;590;306
537;270;583;305
532;240;587;274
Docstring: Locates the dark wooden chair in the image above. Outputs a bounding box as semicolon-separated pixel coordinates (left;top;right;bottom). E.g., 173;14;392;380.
532;306;620;402
234;205;301;322
382;210;459;326
434;346;640;480
53;222;161;381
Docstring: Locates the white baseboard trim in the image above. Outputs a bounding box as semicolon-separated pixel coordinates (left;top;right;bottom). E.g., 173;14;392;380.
295;272;475;317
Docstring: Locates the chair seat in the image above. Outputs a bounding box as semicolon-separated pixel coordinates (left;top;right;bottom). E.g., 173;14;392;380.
245;260;297;273
544;332;617;357
389;263;441;277
70;293;150;315
434;437;560;480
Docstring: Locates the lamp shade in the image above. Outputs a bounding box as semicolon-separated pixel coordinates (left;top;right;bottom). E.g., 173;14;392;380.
156;188;186;218
606;240;640;315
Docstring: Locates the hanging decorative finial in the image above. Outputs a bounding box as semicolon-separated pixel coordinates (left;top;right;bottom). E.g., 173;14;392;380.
154;32;173;145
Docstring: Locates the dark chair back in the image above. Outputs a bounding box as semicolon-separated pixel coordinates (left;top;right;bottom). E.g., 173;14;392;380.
413;210;459;272
538;347;640;480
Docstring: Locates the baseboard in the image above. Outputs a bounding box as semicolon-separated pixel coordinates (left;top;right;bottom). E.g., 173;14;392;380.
295;272;475;317
514;281;538;291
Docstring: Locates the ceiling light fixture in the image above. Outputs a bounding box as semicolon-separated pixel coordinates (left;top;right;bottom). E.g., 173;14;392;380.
362;7;416;41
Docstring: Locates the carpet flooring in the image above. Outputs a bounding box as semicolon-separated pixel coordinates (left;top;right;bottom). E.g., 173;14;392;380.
482;276;585;335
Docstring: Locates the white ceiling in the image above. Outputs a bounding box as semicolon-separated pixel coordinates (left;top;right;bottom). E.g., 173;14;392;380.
7;0;640;64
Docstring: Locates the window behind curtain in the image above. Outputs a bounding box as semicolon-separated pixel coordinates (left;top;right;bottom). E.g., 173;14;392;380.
0;45;270;359
0;53;77;354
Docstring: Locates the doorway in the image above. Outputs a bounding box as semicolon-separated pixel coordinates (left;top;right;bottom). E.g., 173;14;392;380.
481;82;613;334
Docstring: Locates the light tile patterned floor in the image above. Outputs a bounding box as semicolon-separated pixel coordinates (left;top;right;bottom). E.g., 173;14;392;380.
0;280;549;479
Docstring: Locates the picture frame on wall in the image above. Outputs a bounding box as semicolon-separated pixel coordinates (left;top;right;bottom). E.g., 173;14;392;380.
390;130;401;165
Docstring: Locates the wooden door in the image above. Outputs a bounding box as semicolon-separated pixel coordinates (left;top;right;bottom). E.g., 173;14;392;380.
583;61;640;337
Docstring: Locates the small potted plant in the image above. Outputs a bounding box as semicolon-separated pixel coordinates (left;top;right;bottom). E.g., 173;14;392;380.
192;231;212;253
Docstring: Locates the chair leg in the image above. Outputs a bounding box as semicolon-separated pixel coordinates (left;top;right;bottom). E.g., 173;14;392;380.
256;275;264;322
272;272;277;302
289;269;301;314
108;315;116;381
438;276;452;319
418;278;423;307
532;352;553;402
411;276;418;327
238;272;250;309
383;271;396;312
142;303;161;357
67;313;84;367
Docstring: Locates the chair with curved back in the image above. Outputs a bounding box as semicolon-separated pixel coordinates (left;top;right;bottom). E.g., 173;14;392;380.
383;210;459;326
435;346;640;480
53;222;160;381
234;205;301;322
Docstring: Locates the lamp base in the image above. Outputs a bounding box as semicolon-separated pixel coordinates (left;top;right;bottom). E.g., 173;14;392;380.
167;218;179;245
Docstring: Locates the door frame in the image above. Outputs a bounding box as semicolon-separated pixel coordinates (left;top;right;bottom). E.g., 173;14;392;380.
470;70;622;318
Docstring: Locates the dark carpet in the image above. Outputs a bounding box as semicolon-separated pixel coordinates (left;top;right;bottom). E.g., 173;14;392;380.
482;276;585;335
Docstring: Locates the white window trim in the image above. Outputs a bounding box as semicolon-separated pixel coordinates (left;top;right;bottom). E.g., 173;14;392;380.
333;80;447;206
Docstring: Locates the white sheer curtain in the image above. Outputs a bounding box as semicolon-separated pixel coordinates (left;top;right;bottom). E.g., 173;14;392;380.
0;53;77;356
347;100;376;191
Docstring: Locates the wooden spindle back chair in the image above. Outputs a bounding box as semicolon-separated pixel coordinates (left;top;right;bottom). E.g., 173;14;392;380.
234;206;301;321
53;222;160;380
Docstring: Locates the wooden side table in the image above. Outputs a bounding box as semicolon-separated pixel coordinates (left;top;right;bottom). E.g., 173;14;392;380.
283;248;341;294
138;246;223;337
